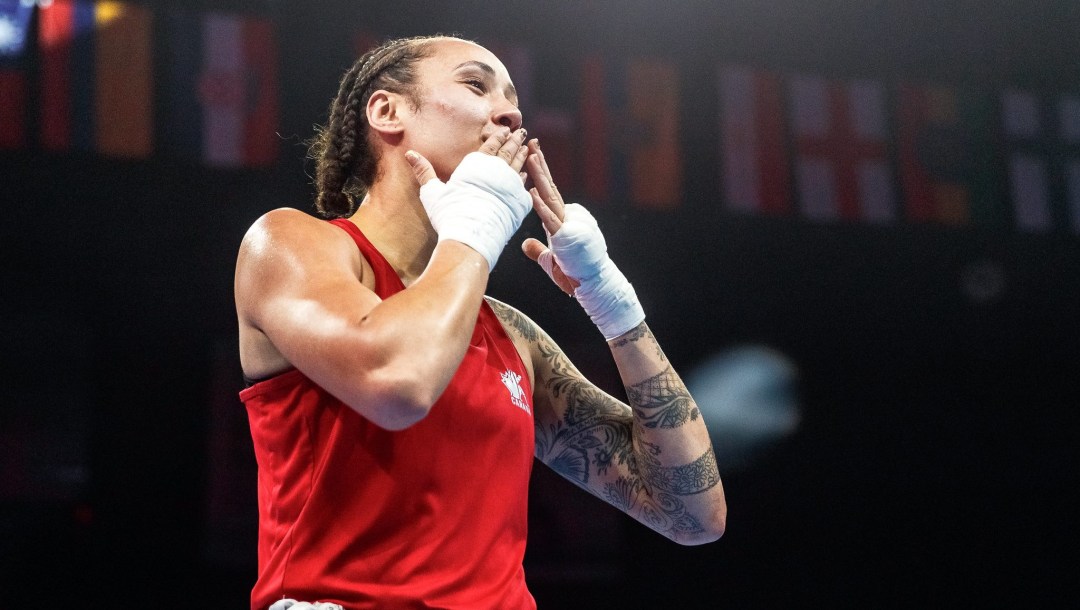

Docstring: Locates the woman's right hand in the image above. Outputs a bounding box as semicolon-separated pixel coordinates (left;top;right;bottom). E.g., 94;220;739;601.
406;127;531;188
404;127;535;271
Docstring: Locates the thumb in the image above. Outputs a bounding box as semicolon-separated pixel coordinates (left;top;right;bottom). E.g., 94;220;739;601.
521;237;548;264
405;150;439;186
522;238;579;296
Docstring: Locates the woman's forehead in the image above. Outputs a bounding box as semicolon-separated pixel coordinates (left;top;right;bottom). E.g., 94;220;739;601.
424;38;509;77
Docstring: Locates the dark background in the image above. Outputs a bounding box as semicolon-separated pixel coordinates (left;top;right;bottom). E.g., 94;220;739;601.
2;0;1078;607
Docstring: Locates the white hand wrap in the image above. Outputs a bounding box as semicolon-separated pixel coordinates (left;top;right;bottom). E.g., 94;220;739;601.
418;152;532;271
267;600;343;610
548;203;645;340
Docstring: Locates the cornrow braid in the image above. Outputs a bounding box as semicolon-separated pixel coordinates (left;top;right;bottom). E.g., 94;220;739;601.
309;35;446;218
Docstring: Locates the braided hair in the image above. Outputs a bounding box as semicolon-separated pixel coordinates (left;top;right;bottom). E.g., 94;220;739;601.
309;35;446;218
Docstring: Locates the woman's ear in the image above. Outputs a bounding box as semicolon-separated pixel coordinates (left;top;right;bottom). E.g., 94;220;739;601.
367;90;406;135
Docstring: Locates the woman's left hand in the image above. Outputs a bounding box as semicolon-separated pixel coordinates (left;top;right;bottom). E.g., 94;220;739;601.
521;140;580;295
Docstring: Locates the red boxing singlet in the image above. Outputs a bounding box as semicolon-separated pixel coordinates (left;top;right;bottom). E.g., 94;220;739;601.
240;219;536;610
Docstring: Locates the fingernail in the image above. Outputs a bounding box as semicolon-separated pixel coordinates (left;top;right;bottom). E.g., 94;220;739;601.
519;128;528;139
405;150;418;163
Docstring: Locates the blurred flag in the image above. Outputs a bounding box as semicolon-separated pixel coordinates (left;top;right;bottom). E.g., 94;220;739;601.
579;56;683;209
166;11;279;168
718;66;792;216
580;56;610;204
0;0;33;149
896;84;1001;226
625;59;682;209
1001;90;1080;234
38;0;153;158
788;75;895;223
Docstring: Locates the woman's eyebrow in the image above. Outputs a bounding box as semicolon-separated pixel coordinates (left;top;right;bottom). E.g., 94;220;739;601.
453;60;496;75
453;60;518;106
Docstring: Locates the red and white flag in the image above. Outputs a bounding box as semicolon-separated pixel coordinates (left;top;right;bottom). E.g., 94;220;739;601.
165;11;279;168
788;75;895;223
718;66;791;215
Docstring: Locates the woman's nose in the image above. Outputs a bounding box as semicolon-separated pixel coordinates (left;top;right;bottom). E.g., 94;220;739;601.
494;103;523;132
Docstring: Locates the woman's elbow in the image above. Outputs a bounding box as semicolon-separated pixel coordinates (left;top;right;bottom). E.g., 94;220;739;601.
677;504;727;546
344;370;441;431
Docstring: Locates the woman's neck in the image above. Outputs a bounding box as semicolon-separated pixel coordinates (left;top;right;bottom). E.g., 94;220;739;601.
349;165;438;286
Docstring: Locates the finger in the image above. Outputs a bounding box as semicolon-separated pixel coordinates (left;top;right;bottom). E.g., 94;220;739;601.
521;238;579;295
521;237;547;263
495;128;528;165
478;126;513;156
527;139;555;188
531;187;562;235
509;131;530;172
527;152;565;222
405;150;438;186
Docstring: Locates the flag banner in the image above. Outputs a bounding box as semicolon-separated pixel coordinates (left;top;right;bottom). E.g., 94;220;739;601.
0;0;33;149
578;56;683;209
718;66;792;216
896;84;1001;227
580;55;610;204
1002;90;1080;233
625;59;682;209
788;75;895;223
166;11;279;168
38;0;153;157
38;0;93;151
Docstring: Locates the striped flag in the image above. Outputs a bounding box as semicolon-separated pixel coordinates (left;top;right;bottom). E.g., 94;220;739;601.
1001;90;1080;234
0;0;33;150
578;56;683;209
580;55;610;204
788;75;895;223
38;0;153;157
718;66;792;216
896;84;1001;226
626;59;682;209
165;11;279;168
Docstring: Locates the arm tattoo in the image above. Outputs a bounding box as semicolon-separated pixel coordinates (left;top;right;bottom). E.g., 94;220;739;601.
625;366;699;429
638;448;720;496
534;342;635;486
532;320;716;542
609;323;666;361
485;297;539;342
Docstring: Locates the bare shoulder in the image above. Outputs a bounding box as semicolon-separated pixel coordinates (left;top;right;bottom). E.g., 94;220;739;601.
235;208;367;325
235;208;367;379
237;209;360;285
239;207;345;261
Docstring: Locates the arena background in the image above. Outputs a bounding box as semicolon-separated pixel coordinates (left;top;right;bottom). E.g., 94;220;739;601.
1;0;1077;607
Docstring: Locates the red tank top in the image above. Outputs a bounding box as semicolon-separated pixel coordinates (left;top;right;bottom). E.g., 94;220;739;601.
240;219;536;610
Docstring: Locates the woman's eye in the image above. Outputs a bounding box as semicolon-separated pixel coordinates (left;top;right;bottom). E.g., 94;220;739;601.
465;79;486;92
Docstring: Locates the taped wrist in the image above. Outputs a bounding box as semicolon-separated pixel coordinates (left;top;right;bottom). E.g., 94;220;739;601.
548;204;645;340
418;152;532;271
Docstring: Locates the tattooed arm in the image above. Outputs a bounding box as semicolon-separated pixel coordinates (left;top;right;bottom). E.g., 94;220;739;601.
488;298;726;545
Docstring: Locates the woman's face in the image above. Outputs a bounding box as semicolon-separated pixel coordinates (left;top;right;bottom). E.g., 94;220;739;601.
401;38;523;181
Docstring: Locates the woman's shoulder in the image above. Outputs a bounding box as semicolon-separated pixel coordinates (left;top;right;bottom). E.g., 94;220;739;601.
240;208;354;256
237;207;364;284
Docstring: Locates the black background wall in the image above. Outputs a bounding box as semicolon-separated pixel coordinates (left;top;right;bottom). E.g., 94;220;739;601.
1;1;1077;607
